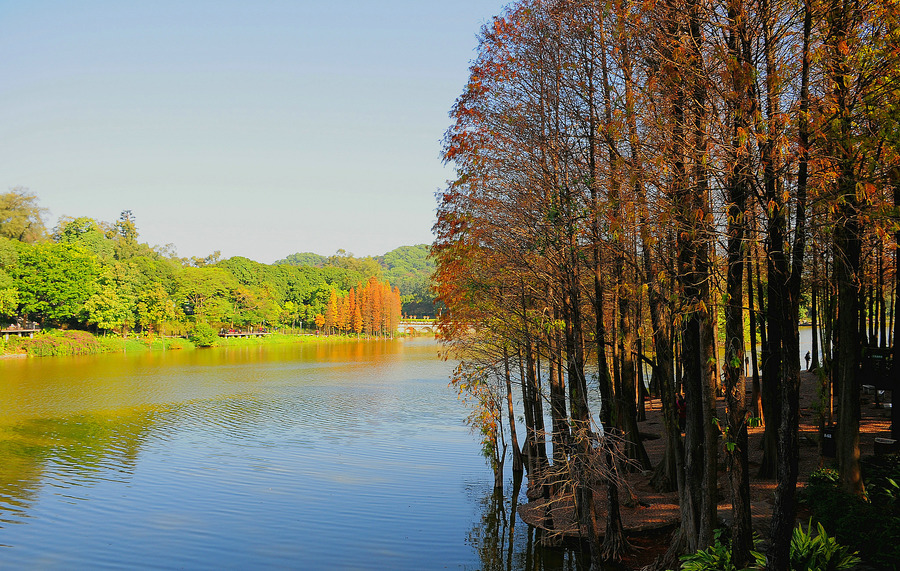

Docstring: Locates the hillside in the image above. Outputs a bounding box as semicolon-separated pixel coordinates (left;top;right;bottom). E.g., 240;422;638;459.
275;244;435;317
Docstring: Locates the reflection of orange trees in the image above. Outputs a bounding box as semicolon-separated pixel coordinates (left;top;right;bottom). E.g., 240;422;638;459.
323;277;401;338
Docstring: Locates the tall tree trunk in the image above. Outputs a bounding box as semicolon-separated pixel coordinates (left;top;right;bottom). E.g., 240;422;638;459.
723;0;754;560
766;2;810;565
748;235;763;419
759;0;785;479
689;9;718;548
826;0;865;498
812;250;821;369
657;0;717;554
599;11;650;472
879;242;887;346
548;325;569;467
504;346;525;476
893;168;900;440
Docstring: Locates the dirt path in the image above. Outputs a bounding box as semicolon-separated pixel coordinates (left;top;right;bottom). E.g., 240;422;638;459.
518;370;894;567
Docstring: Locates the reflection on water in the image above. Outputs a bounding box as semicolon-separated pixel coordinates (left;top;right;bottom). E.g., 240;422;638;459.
0;411;156;529
1;338;590;569
468;475;589;571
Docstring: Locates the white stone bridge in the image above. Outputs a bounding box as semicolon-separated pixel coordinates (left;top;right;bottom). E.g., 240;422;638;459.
398;320;435;333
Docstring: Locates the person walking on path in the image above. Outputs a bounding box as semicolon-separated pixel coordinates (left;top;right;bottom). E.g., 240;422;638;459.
805;351;811;370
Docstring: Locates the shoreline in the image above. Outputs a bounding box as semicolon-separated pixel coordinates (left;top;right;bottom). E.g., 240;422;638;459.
1;330;425;359
516;370;894;569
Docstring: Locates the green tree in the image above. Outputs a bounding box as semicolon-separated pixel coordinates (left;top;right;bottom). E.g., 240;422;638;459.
12;242;99;324
0;285;18;320
0;188;47;243
281;300;299;331
274;252;327;267
135;282;177;334
175;266;236;324
110;210;153;260
0;237;19;320
53;216;114;259
189;321;219;347
379;244;435;316
84;281;133;335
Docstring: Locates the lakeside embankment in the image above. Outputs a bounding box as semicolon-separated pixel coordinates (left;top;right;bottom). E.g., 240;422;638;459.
1;330;418;358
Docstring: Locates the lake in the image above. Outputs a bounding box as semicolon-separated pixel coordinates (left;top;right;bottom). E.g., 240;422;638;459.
0;338;581;570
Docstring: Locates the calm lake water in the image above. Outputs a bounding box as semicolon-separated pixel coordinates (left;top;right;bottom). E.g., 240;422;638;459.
0;338;582;570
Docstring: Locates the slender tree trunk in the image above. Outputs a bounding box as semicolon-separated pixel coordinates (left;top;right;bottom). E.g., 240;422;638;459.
748;236;763;419
759;0;785;479
766;2;810;565
637;337;647;421
548;326;569;467
505;345;525;476
879;243;887;346
689;10;718;548
723;0;754;559
812;250;821;369
598;12;650;472
893;168;900;440
826;0;865;498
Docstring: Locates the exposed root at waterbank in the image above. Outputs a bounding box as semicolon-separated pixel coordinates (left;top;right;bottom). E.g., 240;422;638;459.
516;371;894;569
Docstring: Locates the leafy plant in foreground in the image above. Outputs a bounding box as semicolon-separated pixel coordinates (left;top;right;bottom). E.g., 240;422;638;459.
679;521;859;571
748;519;859;571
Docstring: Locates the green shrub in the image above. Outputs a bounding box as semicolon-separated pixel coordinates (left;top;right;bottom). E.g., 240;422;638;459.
680;529;755;571
803;464;900;568
749;520;859;571
148;336;191;350
188;322;219;347
680;522;859;571
11;330;103;356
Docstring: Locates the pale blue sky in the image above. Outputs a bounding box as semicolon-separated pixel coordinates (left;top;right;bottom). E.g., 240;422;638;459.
0;1;502;263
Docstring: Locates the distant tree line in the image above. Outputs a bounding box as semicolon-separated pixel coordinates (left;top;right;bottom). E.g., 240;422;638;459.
0;188;435;337
277;244;437;317
435;0;899;569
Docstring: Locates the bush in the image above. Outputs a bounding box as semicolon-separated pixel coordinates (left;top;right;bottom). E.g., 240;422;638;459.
749;520;859;571
680;529;752;571
189;322;219;347
680;522;859;571
10;329;103;356
803;463;900;568
147;336;192;350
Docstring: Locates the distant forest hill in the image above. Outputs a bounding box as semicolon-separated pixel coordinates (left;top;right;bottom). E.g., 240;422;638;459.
275;245;436;317
0;188;436;337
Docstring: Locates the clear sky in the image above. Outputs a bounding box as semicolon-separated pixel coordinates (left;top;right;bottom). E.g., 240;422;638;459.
0;1;503;263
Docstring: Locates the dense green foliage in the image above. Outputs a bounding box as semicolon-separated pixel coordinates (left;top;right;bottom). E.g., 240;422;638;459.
275;251;327;267
3;329;194;356
0;200;433;339
377;244;435;316
188;322;220;347
678;523;859;571
802;461;900;568
277;243;436;316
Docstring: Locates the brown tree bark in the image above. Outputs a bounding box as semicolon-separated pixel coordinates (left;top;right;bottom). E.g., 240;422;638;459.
723;0;754;561
766;1;810;565
504;345;525;476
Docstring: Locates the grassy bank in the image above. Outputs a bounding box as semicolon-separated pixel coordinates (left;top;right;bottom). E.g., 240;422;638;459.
212;333;381;348
1;330;195;357
1;330;411;358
